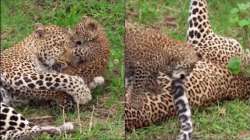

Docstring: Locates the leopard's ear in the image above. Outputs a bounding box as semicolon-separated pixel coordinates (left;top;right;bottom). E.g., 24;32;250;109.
81;16;98;32
34;23;45;37
86;20;98;32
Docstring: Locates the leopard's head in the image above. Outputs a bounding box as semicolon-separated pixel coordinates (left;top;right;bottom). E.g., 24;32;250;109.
167;44;201;79
32;23;75;69
73;16;102;46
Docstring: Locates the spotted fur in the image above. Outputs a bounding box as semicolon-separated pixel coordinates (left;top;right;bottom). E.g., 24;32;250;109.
125;22;199;93
0;24;91;107
125;0;250;135
11;16;109;111
187;0;248;65
62;16;110;88
171;77;192;140
187;0;250;99
125;22;198;139
0;102;74;140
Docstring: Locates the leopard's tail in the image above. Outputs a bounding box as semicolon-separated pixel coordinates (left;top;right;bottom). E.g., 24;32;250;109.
188;0;213;42
171;78;193;140
0;103;76;140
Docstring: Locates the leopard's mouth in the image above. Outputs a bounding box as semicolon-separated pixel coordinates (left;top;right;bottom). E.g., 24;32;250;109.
52;62;68;72
171;69;186;80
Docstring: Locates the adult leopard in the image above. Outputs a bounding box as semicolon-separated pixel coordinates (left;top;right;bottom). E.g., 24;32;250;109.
187;0;250;97
12;16;110;111
1;17;110;112
0;23;91;109
125;1;250;137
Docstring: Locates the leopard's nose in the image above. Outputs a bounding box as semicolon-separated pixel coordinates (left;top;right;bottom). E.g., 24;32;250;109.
172;70;186;80
52;63;65;72
180;74;186;79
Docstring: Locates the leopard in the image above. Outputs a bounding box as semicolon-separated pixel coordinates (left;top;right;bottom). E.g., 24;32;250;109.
187;0;250;98
125;59;250;130
125;22;200;139
187;0;248;66
61;16;110;89
0;102;75;140
125;0;250;136
126;71;194;140
9;16;110;111
0;23;92;109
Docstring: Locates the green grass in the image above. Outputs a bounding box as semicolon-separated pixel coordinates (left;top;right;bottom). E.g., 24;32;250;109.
1;0;124;139
126;0;250;139
126;0;250;46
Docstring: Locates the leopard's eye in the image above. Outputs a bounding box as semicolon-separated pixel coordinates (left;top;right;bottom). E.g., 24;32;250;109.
76;41;82;46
